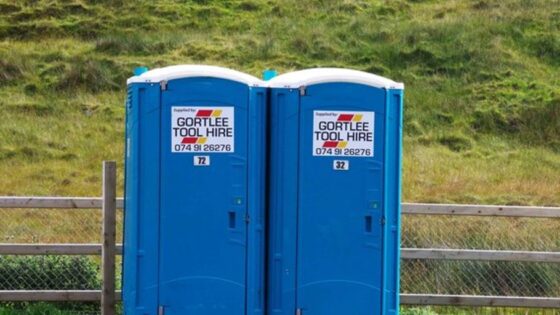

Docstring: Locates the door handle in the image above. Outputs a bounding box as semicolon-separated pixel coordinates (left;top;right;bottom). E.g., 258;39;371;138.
228;211;237;229
365;215;373;233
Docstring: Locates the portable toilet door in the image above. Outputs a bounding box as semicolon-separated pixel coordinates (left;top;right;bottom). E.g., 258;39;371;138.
124;65;267;315
267;68;404;315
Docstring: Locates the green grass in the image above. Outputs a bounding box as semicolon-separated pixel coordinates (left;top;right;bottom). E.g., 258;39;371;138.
0;0;559;204
0;303;76;315
0;302;102;315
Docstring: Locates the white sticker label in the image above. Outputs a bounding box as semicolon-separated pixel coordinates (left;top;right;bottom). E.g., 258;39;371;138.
193;155;210;166
333;160;349;170
172;107;234;153
313;111;374;157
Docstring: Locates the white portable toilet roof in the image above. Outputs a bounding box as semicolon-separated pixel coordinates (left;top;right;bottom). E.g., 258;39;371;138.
267;68;404;89
127;65;265;86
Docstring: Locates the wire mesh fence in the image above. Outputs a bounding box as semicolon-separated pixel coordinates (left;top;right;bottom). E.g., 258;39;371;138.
0;208;123;244
402;215;560;251
401;215;560;298
401;259;560;297
0;207;123;314
0;207;123;291
0;255;100;291
0;206;559;311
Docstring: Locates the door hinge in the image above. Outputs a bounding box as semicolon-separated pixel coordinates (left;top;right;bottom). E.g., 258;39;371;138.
296;308;303;315
245;214;251;224
160;80;168;91
380;216;386;225
158;305;165;315
299;86;307;96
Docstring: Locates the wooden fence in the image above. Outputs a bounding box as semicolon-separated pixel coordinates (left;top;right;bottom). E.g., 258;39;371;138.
0;162;559;313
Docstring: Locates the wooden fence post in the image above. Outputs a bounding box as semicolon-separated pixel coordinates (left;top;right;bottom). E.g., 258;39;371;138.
101;161;117;315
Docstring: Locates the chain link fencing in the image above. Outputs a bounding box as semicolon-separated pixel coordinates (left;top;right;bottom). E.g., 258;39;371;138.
0;208;122;244
401;215;560;298
0;207;559;312
0;207;124;314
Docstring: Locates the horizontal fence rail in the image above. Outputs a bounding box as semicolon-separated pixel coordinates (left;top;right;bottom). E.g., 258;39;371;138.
0;291;558;308
2;197;559;217
0;244;123;255
401;248;560;263
400;294;560;308
0;290;122;302
1;291;559;308
0;197;124;209
402;202;560;217
1;245;557;263
0;196;559;309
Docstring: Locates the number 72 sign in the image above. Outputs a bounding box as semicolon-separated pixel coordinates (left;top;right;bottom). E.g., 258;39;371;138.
193;155;211;166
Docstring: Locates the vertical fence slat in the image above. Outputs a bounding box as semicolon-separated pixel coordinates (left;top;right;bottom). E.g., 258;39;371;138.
101;161;117;315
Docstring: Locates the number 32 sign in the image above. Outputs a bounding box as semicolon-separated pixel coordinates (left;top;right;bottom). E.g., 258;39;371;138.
333;160;349;171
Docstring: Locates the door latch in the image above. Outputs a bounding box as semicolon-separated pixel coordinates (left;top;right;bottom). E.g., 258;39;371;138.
299;86;307;96
296;308;303;315
158;305;165;315
160;80;168;91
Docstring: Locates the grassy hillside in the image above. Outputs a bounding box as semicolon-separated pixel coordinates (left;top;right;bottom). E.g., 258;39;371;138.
0;0;559;205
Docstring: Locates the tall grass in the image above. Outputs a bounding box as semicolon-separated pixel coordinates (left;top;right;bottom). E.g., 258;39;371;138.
0;0;558;203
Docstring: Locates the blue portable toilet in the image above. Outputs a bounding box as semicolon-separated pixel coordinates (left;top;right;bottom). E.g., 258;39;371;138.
267;68;404;315
123;65;267;315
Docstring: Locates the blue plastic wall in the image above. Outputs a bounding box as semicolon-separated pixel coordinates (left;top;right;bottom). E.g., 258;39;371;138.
123;78;267;315
267;83;403;315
